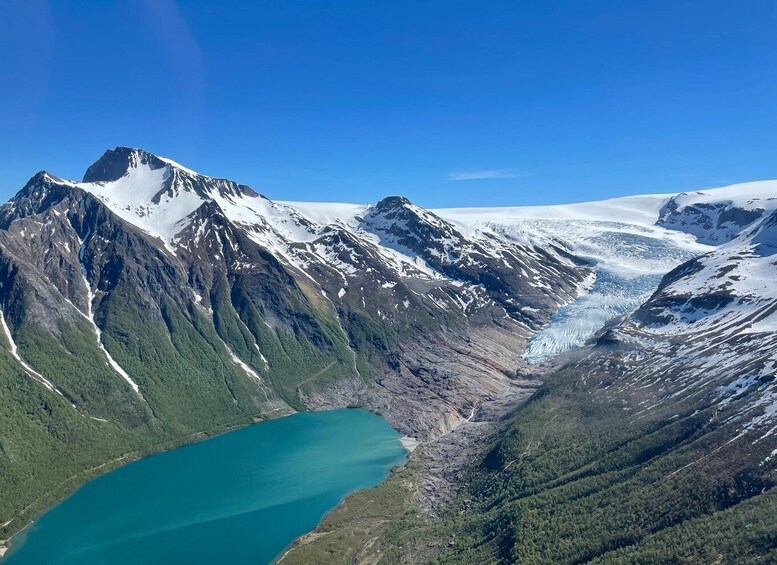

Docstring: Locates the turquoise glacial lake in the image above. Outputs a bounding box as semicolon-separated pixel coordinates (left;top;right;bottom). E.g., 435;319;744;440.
3;409;407;564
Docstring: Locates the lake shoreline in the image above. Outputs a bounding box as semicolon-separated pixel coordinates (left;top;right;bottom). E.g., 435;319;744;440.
274;433;419;564
0;407;294;562
0;410;411;563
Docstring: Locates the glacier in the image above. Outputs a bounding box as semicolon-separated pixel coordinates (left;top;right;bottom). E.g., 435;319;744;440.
436;213;710;364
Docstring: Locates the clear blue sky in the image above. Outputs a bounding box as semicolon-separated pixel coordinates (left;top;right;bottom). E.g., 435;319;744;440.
1;1;776;207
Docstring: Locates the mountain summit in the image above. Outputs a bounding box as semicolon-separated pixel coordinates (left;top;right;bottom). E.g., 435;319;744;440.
82;147;168;183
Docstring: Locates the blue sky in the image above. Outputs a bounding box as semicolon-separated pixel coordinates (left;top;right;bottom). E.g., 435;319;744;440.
1;1;776;207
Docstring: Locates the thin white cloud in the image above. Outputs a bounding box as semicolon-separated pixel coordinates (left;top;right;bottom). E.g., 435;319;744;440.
448;169;532;181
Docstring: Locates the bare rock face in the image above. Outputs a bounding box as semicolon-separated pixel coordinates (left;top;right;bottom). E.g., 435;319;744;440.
83;147;168;183
360;196;586;328
303;324;535;441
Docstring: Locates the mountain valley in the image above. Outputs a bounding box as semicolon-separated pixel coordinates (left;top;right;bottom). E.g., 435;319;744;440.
1;148;776;563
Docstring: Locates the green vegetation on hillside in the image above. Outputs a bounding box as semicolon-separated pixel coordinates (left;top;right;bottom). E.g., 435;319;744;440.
0;352;141;534
281;454;425;565
0;282;296;540
283;359;777;564
393;367;776;563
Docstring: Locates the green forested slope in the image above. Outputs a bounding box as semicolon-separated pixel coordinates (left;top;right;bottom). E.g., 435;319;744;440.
374;357;777;564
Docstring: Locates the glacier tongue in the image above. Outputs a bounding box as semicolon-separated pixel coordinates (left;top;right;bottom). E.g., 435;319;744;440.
524;221;705;363
523;270;663;363
432;212;709;364
520;223;706;362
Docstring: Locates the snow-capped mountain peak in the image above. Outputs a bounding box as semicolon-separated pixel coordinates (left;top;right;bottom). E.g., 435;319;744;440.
82;147;169;183
6;147;777;367
68;147;270;250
